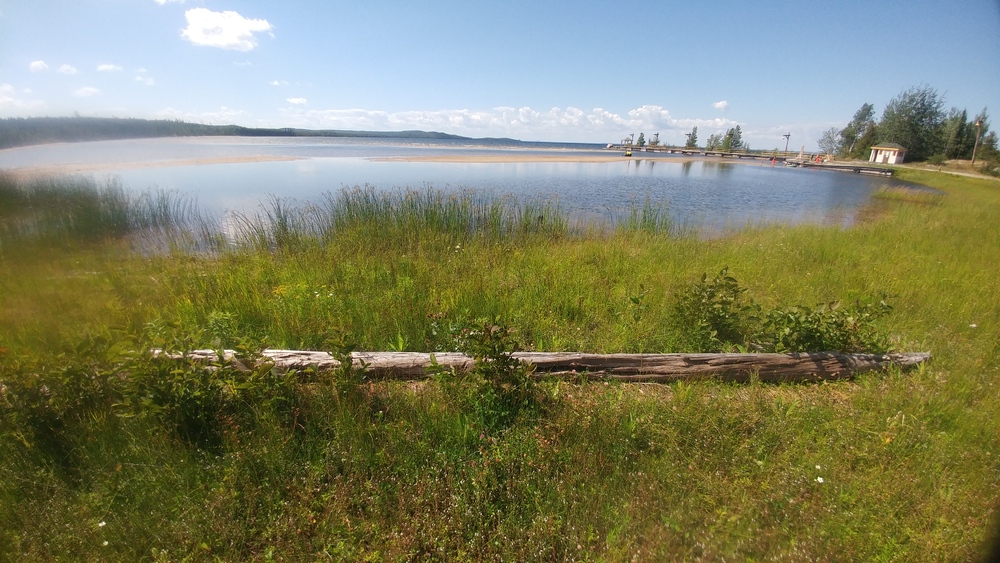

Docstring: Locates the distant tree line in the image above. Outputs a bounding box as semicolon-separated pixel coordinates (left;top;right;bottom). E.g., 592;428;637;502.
627;125;747;152
817;85;997;164
703;125;746;152
0;117;468;150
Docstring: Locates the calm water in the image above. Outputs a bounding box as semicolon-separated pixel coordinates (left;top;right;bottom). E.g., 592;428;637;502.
1;137;916;231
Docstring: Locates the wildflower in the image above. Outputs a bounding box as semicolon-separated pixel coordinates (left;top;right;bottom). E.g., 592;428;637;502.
98;521;106;527
815;465;821;470
970;323;978;328
102;541;109;547
816;477;824;483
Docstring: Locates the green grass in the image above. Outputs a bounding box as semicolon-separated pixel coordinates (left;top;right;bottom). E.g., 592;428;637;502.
1;169;999;560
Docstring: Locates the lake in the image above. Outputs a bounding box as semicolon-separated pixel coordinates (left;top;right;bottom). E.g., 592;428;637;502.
0;137;915;232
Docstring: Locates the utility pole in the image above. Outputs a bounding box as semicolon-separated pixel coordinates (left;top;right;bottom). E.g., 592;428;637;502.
782;133;791;154
971;119;983;166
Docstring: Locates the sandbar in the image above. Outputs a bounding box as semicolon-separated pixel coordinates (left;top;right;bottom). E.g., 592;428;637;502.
1;155;303;180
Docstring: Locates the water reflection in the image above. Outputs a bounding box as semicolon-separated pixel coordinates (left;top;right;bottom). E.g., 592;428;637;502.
0;138;925;233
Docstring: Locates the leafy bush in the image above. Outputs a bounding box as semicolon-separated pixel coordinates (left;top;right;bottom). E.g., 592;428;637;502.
457;320;541;431
672;270;893;354
672;268;753;352
757;297;892;354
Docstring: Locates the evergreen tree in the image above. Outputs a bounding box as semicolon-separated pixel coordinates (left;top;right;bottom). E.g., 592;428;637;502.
637;132;646;147
684;126;698;148
941;108;968;159
721;126;744;151
853;123;879;159
838;103;875;158
967;109;991;160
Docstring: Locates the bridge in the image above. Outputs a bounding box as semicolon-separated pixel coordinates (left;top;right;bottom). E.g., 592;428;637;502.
607;144;813;161
605;145;893;176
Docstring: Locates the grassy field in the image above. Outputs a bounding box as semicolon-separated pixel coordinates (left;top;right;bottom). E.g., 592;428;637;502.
1;169;998;560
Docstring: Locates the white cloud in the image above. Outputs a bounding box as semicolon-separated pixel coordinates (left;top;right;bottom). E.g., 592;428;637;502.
154;0;185;4
0;83;45;112
135;76;156;86
97;64;123;72
181;8;273;51
57;64;78;75
146;102;748;144
713;100;729;110
29;60;49;72
155;105;247;125
273;104;739;143
270;79;289;86
74;87;100;97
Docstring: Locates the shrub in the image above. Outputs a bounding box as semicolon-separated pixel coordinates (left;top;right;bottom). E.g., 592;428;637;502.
672;270;893;354
672;267;753;352
457;320;541;432
757;297;892;354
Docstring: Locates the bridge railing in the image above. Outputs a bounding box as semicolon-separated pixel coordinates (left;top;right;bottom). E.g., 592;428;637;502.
607;145;817;160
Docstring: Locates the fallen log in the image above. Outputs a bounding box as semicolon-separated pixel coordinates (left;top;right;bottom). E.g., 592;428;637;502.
154;349;930;383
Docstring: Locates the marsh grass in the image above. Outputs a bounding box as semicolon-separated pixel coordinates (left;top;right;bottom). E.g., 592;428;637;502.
871;183;946;205
1;168;999;559
0;173;216;254
228;186;577;252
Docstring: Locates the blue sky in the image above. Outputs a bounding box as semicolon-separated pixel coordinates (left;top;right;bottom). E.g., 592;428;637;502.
1;0;998;150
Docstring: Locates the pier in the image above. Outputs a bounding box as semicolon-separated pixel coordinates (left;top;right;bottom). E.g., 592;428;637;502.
783;159;894;177
605;145;894;176
606;145;811;162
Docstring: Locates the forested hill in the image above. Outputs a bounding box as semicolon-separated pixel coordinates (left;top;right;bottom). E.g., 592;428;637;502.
0;117;470;150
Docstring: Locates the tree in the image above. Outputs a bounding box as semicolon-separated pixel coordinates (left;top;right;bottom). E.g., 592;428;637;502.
684;126;698;149
721;126;744;151
941;108;969;159
637;132;646;147
705;133;723;150
967;108;991;160
818;127;840;155
838;103;875;158
853;123;878;160
877;85;946;161
976;131;998;163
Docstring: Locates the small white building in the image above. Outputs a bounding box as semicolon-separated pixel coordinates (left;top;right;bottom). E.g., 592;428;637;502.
869;143;907;164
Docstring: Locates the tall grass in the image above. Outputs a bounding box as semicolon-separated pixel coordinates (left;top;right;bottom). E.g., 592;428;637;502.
1;168;999;559
0;173;215;253
230;186;583;251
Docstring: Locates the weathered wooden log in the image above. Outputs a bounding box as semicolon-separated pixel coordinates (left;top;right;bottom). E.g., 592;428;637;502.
154;349;930;383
